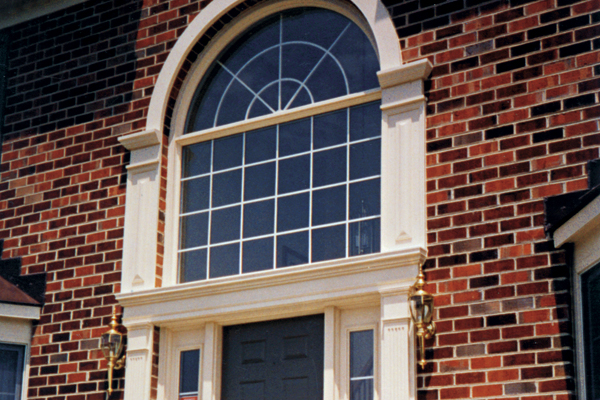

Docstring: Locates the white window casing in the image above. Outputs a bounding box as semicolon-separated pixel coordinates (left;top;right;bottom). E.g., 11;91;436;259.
116;1;432;399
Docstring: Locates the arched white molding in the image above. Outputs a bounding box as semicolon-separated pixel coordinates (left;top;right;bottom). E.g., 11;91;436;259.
145;0;403;135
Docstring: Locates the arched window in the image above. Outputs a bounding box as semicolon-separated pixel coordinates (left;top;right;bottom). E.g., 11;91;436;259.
177;8;382;282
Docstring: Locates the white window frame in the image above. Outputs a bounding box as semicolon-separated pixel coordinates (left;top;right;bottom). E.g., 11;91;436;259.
116;1;432;400
553;195;600;400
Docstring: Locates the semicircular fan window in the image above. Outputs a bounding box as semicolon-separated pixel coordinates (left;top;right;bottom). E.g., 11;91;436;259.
185;7;380;132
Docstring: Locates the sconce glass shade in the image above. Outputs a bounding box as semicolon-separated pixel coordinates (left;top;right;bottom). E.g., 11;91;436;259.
101;330;123;360
409;289;434;326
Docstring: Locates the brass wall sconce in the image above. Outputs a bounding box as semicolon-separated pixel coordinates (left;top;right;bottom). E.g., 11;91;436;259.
409;262;436;368
101;306;126;396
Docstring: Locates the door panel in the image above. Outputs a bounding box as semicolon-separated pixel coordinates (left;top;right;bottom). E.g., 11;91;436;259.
222;315;324;400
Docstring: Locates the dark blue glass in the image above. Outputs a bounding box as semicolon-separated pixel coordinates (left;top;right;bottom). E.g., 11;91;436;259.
216;79;256;127
313;147;346;187
243;200;275;238
350;330;373;377
349;219;380;257
350;139;380;180
245;127;276;164
350;102;381;141
305;55;348;103
312;225;345;262
210;206;241;244
312;186;346;226
242;238;274;273
244;162;275;201
180;212;209;249
349;179;380;219
277;231;309;267
180;349;200;394
278;155;310;194
212;170;242;207
209;243;240;278
277;193;309;232
214;134;243;171
179;249;207;282
181;177;210;213
314;109;347;149
279;118;311;157
350;380;374;400
182;142;211;177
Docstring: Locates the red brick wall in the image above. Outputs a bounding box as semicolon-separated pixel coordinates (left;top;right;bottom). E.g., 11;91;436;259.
0;0;597;399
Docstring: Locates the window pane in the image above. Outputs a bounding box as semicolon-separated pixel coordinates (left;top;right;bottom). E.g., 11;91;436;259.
179;349;200;396
277;231;309;268
350;139;380;180
244;162;275;201
0;346;21;400
180;212;209;249
181;177;210;213
279;118;311;157
245;127;276;164
179;249;207;283
211;206;241;244
312;185;346;226
243;238;274;274
350;102;381;142
314;109;347;149
209;243;240;278
243;200;275;238
278;155;310;194
349;219;380;257
277;193;309;232
312;225;345;263
214;135;243;171
212;170;242;207
350;330;374;400
182;142;211;177
313;147;346;188
349;179;380;219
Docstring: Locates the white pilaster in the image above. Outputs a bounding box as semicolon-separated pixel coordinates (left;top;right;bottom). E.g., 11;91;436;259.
380;287;416;400
118;129;162;292
123;323;155;400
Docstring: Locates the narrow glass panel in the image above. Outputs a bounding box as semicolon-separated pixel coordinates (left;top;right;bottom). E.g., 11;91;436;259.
350;102;381;142
179;249;207;283
350;330;373;377
314;109;347;149
244;162;275;201
278;155;310;194
182;142;211;177
350;380;374;400
180;212;209;249
245;127;276;164
279;118;311;157
213;135;243;171
313;147;346;188
349;179;380;219
277;231;309;268
243;200;275;238
242;238;274;273
312;225;345;263
209;243;240;278
212;170;242;208
179;349;200;396
210;206;241;244
350;330;374;400
312;185;346;226
181;177;210;213
349;219;380;257
350;139;380;180
277;193;309;232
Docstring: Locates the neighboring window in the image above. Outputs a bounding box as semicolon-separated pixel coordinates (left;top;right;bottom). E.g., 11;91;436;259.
179;349;200;400
0;343;25;400
582;263;600;400
349;330;374;400
177;7;381;283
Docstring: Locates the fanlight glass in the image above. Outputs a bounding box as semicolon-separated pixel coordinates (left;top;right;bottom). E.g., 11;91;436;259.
185;7;379;133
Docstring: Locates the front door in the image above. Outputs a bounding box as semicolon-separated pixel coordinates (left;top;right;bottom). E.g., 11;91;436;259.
222;314;324;400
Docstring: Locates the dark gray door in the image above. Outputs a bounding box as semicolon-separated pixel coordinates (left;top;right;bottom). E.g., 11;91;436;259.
222;314;324;400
